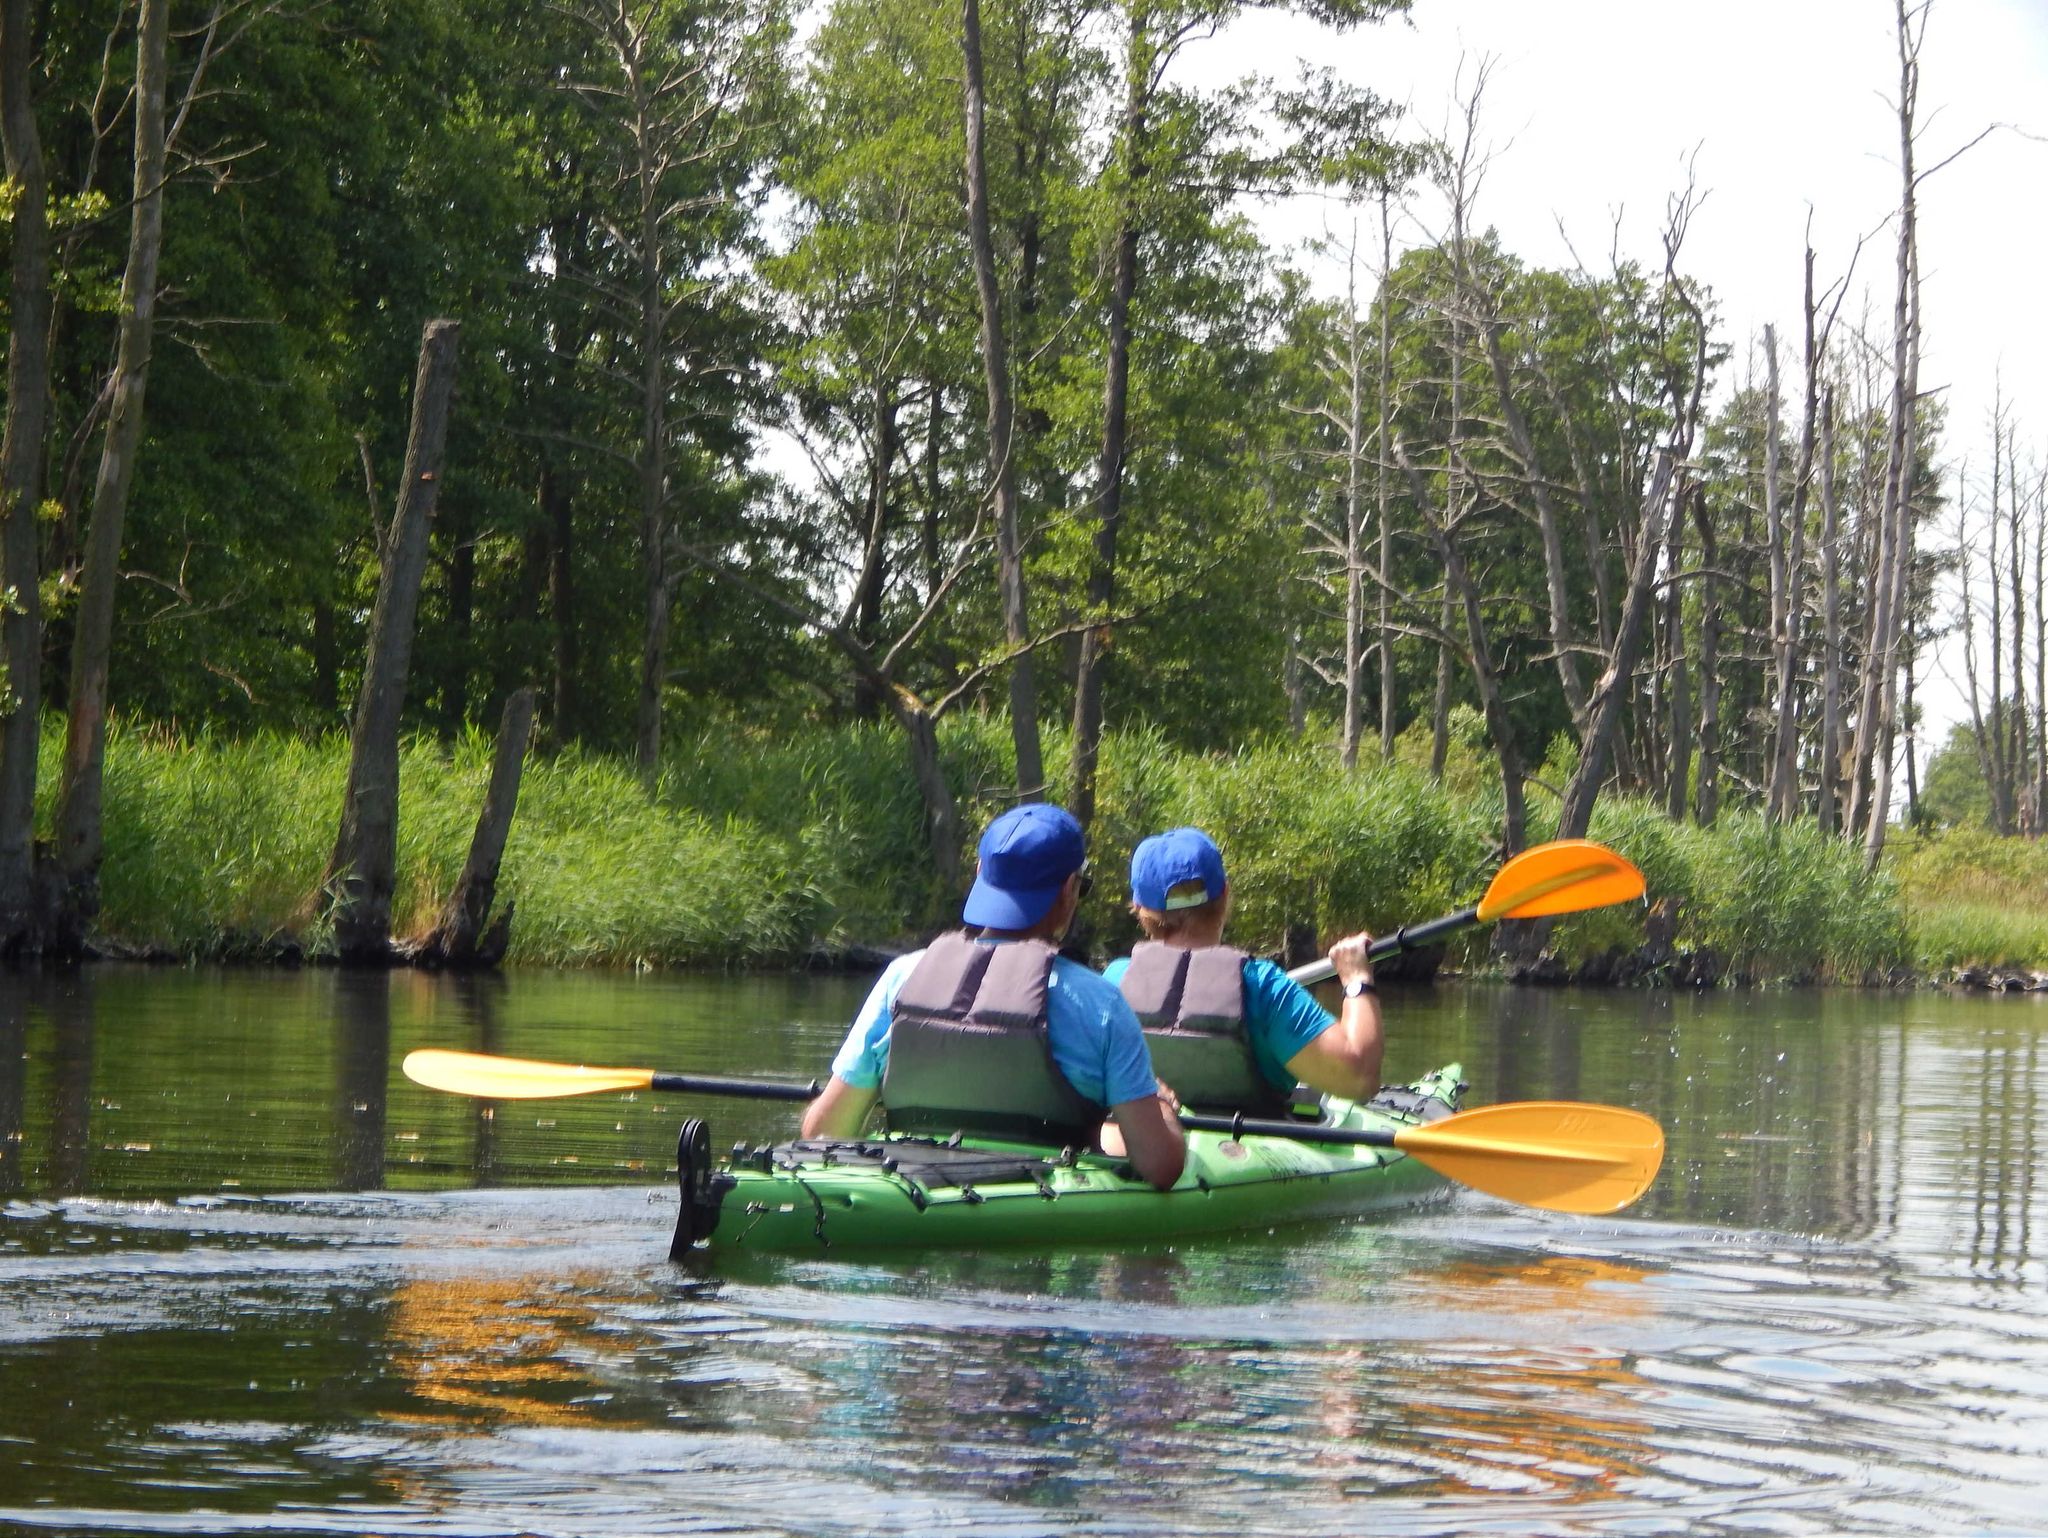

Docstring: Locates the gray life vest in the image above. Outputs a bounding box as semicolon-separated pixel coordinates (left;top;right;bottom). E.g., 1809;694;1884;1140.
880;932;1104;1146
1118;941;1291;1116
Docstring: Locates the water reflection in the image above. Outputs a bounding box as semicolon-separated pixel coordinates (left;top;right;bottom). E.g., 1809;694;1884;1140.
334;970;391;1192
0;981;21;1196
2;972;2046;1537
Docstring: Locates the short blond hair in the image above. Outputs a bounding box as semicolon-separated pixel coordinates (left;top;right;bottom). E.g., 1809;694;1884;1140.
1132;889;1229;940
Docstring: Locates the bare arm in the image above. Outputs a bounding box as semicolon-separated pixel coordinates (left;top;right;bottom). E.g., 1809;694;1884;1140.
1108;1088;1186;1190
800;1076;879;1140
1284;930;1383;1102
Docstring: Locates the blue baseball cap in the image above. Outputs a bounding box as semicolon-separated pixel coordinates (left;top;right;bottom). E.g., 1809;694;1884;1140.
1130;827;1227;912
962;803;1088;929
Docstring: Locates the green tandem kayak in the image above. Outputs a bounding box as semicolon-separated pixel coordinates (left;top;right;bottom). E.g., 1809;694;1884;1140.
669;1063;1467;1254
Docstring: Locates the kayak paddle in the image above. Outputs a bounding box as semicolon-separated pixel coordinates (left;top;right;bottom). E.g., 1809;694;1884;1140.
1179;1100;1664;1215
402;1048;819;1102
402;1048;1663;1215
1286;837;1645;987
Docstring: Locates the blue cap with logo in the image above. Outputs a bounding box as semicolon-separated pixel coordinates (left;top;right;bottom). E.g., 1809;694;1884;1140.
1130;827;1228;912
962;802;1088;929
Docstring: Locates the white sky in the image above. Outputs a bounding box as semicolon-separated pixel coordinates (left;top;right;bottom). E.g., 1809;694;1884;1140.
1195;0;2048;764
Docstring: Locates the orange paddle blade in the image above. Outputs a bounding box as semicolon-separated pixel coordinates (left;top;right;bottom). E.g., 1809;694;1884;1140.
402;1049;656;1100
1477;839;1645;922
1393;1100;1665;1215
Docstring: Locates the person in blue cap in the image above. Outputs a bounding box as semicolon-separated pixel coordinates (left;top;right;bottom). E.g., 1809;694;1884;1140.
1102;827;1384;1110
800;803;1186;1189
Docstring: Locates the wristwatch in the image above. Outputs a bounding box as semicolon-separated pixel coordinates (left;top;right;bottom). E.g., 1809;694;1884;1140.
1342;977;1377;999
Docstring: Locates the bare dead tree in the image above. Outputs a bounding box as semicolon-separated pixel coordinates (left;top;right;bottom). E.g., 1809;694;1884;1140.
961;0;1043;797
319;320;460;960
0;0;53;951
1556;176;1710;842
51;0;171;949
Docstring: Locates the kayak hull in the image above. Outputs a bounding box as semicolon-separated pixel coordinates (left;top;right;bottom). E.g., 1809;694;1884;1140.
677;1063;1466;1254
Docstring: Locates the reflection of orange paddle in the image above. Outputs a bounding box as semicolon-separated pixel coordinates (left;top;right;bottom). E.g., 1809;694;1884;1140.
1178;1100;1665;1216
1286;839;1645;986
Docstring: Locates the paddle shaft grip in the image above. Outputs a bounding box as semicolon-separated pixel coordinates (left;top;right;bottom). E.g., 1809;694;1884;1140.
1284;904;1480;988
1179;1110;1397;1149
648;1072;819;1102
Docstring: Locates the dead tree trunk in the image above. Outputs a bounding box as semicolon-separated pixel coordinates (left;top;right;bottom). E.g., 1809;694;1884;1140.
1760;327;1790;819
411;687;535;967
1069;7;1149;831
1854;0;1923;868
1340;264;1367;770
320;319;461;961
0;0;52;951
962;0;1043;797
1376;185;1397;761
1817;385;1844;833
1692;486;1723;826
51;0;169;948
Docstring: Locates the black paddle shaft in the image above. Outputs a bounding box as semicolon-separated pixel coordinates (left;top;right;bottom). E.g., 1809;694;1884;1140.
1367;904;1481;962
1178;1110;1400;1148
648;1072;819;1102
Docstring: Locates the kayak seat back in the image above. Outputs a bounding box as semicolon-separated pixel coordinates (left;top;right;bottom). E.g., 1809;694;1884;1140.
882;932;1103;1148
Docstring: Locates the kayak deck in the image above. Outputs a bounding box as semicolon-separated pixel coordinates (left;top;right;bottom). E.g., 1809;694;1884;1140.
673;1064;1467;1254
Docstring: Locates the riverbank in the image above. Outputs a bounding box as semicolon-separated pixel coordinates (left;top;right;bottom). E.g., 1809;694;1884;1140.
53;716;2048;980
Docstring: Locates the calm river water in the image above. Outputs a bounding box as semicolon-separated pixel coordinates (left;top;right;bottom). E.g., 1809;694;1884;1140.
0;966;2042;1536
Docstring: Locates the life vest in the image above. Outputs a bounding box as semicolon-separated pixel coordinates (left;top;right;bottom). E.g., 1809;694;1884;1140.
1118;942;1291;1116
880;932;1104;1146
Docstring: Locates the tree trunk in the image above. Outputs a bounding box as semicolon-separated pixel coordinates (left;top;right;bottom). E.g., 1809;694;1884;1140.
1070;6;1148;830
1853;0;1921;862
891;690;961;904
961;0;1043;797
1692;489;1722;826
411;687;535;967
1817;385;1843;834
543;456;576;739
1478;320;1588;730
1340;285;1364;770
1773;255;1821;822
1375;187;1396;761
2010;433;2028;830
630;37;669;779
320;319;461;961
1760;326;1791;819
1559;449;1681;840
0;0;52;951
1663;482;1691;822
47;0;169;948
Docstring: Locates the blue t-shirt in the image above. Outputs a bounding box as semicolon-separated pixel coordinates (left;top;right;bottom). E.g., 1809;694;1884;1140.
831;943;1160;1108
1100;952;1335;1091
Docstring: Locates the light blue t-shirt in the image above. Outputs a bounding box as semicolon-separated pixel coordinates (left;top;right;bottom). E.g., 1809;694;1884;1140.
1100;953;1336;1091
831;943;1161;1109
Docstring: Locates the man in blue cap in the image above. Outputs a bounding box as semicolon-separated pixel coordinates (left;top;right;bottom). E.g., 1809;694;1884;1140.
1103;827;1384;1111
800;803;1186;1189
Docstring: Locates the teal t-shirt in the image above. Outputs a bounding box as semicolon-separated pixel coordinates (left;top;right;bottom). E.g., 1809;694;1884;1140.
831;943;1159;1108
1100;952;1335;1091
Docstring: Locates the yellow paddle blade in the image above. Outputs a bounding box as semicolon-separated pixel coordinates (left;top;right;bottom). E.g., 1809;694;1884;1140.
1476;839;1645;922
402;1049;656;1100
1393;1100;1665;1215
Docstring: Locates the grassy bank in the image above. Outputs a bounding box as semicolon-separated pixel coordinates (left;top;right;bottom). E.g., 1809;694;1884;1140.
53;714;2008;982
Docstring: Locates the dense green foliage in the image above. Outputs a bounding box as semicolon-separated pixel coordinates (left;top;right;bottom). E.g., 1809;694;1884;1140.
63;713;1959;980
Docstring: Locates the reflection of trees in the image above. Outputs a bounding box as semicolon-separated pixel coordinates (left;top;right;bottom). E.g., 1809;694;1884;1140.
450;972;507;1186
0;984;22;1195
46;972;96;1197
1958;1017;2039;1279
333;971;391;1191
